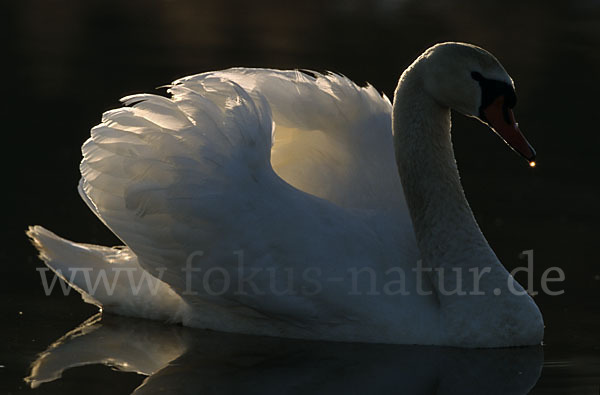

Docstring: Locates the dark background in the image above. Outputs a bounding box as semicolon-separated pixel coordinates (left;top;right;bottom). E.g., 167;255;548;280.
3;0;600;393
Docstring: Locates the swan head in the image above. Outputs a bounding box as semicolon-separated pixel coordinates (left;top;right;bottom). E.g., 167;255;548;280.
420;42;536;163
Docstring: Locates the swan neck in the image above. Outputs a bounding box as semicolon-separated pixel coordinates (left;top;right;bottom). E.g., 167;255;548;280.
388;49;544;347
392;67;490;270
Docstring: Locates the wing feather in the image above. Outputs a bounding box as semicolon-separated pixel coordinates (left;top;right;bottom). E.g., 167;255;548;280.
181;69;406;210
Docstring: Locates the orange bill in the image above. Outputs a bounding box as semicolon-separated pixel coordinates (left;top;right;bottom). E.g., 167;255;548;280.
483;96;536;164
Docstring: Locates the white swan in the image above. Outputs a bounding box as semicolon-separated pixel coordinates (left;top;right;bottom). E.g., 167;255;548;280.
28;42;544;347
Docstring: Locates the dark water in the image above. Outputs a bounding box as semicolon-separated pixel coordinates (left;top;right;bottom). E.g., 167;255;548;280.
4;0;600;393
4;297;600;394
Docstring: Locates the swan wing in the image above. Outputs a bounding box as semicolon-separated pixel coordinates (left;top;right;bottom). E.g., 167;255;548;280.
79;71;416;329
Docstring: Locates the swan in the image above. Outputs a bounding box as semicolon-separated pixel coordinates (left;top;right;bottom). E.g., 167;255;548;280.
28;42;544;347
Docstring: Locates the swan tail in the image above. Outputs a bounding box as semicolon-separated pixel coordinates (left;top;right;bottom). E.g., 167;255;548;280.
27;226;187;322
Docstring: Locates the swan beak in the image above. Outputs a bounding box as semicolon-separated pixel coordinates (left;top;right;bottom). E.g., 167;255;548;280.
483;96;536;163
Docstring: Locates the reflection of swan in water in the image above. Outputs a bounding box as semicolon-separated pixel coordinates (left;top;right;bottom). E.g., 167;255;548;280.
26;315;543;394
